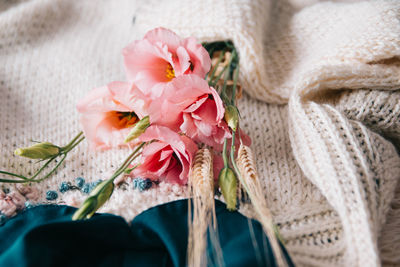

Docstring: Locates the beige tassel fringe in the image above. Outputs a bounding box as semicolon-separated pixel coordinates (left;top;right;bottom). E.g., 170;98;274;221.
237;144;286;267
188;148;221;267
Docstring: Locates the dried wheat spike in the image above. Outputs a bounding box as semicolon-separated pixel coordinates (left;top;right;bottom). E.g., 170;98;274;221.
237;144;287;267
188;148;222;267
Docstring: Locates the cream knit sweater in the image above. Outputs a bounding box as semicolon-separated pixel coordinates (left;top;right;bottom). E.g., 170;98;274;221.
1;0;400;266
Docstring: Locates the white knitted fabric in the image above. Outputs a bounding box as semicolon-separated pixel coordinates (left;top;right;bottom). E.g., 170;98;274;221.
1;0;400;266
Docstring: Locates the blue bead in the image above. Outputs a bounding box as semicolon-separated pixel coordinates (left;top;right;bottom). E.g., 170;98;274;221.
25;201;34;209
59;182;71;193
132;178;140;189
75;177;85;188
81;183;91;194
138;178;152;192
46;190;58;200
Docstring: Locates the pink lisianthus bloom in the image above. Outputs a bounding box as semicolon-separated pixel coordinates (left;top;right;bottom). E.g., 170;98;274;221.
150;75;231;149
123;27;211;98
77;81;150;150
132;125;198;185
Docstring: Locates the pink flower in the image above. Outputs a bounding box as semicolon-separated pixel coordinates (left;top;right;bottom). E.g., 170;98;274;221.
77;81;150;150
132;125;198;185
123;27;211;98
150;75;231;149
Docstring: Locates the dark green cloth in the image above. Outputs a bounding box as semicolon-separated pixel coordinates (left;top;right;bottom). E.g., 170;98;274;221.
0;200;294;267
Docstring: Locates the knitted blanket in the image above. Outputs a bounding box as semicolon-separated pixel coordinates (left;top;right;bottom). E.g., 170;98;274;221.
1;0;399;266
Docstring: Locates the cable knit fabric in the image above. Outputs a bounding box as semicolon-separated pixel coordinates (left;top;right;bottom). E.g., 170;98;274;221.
0;0;399;266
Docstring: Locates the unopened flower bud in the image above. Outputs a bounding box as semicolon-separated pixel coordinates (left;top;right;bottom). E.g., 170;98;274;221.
124;116;150;143
224;105;239;132
218;167;237;211
14;142;60;160
72;180;114;220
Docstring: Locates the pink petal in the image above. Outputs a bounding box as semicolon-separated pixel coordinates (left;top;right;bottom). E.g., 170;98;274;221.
165;163;184;184
183;94;208;113
210;87;225;122
163;75;210;107
193;120;214;137
160;149;174;161
77;86;129;113
144;27;182;51
142;142;169;157
107;82;150;119
190;97;219;125
173;46;191;76
139;126;186;155
183;36;211;77
123;39;173;87
180;113;197;138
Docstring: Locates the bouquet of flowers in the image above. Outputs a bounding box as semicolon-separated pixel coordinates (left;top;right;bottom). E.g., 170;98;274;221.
1;28;288;266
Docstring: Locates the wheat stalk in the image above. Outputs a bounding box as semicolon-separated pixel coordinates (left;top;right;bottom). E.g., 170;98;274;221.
188;148;221;267
237;144;286;267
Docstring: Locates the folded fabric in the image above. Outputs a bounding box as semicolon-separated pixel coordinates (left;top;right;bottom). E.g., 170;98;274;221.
0;200;294;267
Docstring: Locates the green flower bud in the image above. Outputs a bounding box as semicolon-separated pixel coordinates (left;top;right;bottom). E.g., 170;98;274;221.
224;105;239;132
72;180;114;220
218;167;237;211
14;142;60;160
124;116;150;143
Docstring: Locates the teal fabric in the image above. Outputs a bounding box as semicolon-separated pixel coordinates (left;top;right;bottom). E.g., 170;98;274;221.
0;200;294;267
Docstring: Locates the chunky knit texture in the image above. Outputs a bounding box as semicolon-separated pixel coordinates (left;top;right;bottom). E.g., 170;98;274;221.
0;0;400;266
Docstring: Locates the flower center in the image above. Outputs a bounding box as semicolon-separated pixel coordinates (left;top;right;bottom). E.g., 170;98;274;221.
166;63;175;81
109;111;139;129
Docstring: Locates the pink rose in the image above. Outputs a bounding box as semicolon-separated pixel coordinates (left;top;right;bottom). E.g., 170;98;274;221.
149;75;231;149
123;27;211;98
132;125;198;185
77;81;149;150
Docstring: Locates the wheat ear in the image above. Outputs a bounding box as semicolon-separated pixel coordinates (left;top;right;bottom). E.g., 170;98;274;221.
188;148;220;267
237;144;286;266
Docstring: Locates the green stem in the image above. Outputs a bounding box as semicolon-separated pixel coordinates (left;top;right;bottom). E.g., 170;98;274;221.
0;170;29;180
221;49;236;97
89;143;145;194
229;130;250;194
31;155;58;179
208;49;225;84
63;136;85;153
222;139;228;168
0;132;86;184
61;131;83;151
111;142;145;180
0;178;32;183
33;154;67;182
210;64;229;88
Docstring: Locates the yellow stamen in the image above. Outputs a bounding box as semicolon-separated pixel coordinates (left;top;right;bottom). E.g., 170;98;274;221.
166;64;175;80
